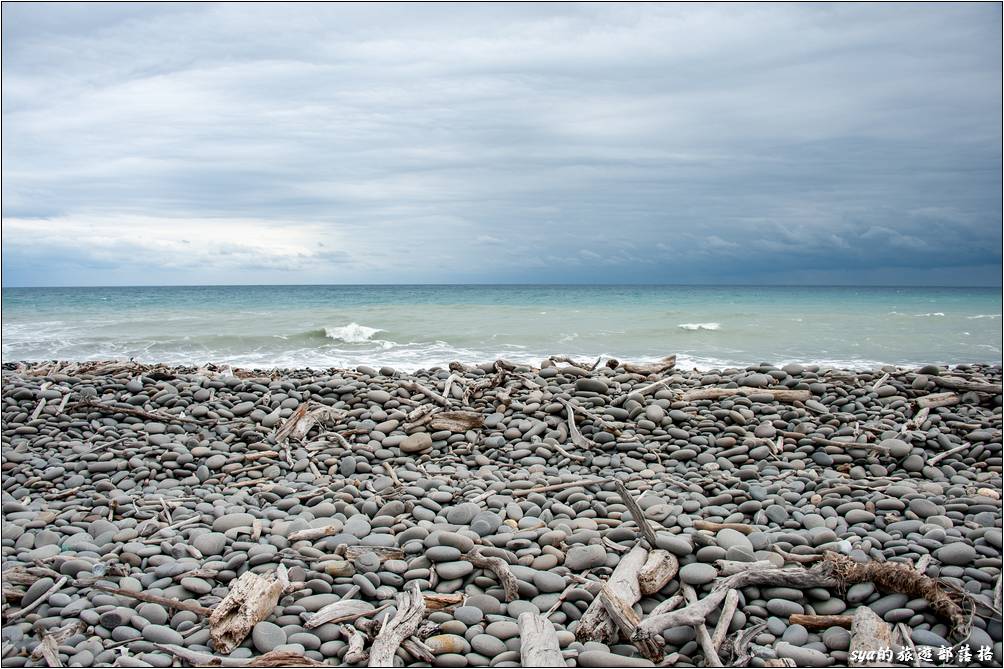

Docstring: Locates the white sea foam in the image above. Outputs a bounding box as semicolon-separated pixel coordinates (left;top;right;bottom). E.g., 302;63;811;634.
967;314;1001;319
677;322;720;331
913;312;945;317
324;323;384;343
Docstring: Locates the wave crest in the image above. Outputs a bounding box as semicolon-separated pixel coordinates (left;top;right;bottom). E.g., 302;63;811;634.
678;322;720;331
324;322;384;343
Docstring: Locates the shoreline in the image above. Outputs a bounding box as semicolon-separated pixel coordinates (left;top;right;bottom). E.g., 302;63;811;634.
2;357;1002;667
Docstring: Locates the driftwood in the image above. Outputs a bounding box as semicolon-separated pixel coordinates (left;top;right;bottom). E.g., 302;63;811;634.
928;443;973;466
810;437;891;454
622;355;677;376
915;392;960;409
5;576;68;621
422;593;465;610
789;613;855;629
710;588;740;652
716;560;775;576
558;399;593;449
612;480;659;547
343;626;368;664
368;583;426;667
681;582;723;667
462;547;520;602
304;599;375;629
518;612;565;667
634;552;969;648
87;583;212;616
611;379;668;407
599;582;664;661
275;404;346;442
849;606;894;667
288;524;342;542
925;375;1002;395
209;567;289;654
512;478;608;497
428;410;484;432
400;381;449;406
681;387;810;402
638;550;678;594
576;543;648;644
693;520;757;535
72;397;204;424
336;545;406;562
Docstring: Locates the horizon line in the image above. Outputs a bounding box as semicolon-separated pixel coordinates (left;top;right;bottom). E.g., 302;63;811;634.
2;282;1002;290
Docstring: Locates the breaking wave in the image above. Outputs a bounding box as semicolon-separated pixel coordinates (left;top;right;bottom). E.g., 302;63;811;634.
678;322;721;331
323;323;384;343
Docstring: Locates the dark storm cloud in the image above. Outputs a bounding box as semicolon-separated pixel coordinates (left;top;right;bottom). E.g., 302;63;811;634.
2;2;1001;286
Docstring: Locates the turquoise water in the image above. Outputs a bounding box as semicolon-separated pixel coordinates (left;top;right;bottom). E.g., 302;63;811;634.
1;285;1000;370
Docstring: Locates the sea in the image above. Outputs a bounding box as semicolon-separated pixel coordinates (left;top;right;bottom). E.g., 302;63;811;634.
1;285;1001;372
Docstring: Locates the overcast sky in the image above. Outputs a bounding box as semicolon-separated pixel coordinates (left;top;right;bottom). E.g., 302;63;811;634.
2;2;1001;287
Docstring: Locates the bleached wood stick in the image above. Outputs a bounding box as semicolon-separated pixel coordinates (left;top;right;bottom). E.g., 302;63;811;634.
915;392;960;409
368;583;426;667
209;567;289;654
849;606;893;667
710;589;739;651
518;612;565;667
613;480;659;548
681;583;723;667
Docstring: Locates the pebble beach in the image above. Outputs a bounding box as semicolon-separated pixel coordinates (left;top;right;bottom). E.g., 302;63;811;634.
2;357;1002;668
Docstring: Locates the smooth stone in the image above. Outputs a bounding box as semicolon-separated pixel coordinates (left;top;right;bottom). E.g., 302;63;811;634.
252;621;287;653
679;563;718;585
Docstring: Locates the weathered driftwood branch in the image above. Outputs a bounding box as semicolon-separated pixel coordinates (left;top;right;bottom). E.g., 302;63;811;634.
915;392;960;409
710;588;740;652
462;547;520;602
518;612;565;667
209;567;289;654
599;582;664;661
809;437;891;454
789;613;854;629
72;398;204;424
288;524;342;542
693;519;757;535
576;544;648;644
928;443;973;466
5;576;68;621
622;355;677;376
611;379;668;407
88;583;212;617
681;582;723;667
304;599;375;629
336;545;405;562
849;606;894;667
558;399;593;449
343;626;368;664
428;410;484;432
924;375;1002;395
613;480;659;548
638;549;678;594
716;559;775;576
632;552;968;645
401;381;449;406
682;387;810;402
368;583;426;667
512;479;608;497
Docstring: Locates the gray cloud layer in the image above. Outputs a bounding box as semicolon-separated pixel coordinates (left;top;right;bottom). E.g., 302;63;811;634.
2;2;1001;286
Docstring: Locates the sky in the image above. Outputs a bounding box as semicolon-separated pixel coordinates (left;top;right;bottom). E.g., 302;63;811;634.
1;1;1001;287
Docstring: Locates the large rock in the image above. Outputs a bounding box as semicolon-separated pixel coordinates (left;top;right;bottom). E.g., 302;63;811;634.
401;433;433;453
